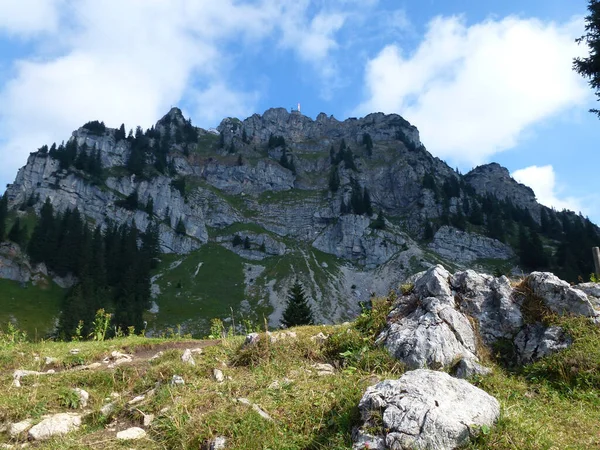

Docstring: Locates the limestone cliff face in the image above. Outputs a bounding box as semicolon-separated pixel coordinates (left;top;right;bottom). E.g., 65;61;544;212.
3;107;535;332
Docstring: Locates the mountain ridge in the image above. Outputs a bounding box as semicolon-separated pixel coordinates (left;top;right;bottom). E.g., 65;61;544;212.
1;107;599;336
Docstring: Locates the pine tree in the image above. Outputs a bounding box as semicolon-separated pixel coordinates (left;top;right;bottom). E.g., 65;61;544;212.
175;218;186;235
363;187;373;216
328;166;340;192
281;281;314;327
574;0;600;117
116;124;126;141
145;197;154;215
232;235;242;247
8;217;27;246
362;133;373;157
370;210;386;230
424;221;434;240
244;236;251;249
0;194;7;241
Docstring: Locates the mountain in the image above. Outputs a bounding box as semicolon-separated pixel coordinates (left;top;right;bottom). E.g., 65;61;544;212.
1;107;599;337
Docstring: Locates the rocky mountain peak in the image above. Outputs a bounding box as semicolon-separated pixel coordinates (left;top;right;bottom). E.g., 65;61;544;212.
465;162;539;218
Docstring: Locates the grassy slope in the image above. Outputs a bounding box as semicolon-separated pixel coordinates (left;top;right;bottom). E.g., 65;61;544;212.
149;243;271;337
0;279;63;339
0;300;599;449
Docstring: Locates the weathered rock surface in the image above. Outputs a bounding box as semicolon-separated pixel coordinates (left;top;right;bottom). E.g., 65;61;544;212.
9;419;32;437
429;226;515;263
514;324;572;364
27;413;81;441
526;272;598;319
378;266;478;369
353;369;500;450
379;266;600;372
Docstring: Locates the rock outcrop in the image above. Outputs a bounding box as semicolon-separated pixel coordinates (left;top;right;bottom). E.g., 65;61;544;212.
429;226;514;263
353;369;500;450
378;265;600;372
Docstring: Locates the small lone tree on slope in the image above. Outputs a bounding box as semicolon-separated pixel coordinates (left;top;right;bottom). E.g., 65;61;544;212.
281;281;314;327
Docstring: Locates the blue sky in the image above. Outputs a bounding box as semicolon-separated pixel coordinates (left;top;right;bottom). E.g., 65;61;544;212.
0;0;598;223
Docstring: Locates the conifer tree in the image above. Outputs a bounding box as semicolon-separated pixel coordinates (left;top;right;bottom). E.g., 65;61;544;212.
363;187;373;216
175;218;186;235
8;217;27;247
574;0;600;117
281;281;314;327
0;194;7;241
328;166;340;192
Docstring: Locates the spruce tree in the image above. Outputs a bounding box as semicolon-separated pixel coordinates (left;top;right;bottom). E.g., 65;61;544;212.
574;0;600;117
281;281;314;327
232;235;242;246
328;166;340;192
0;194;7;241
175;218;186;235
8;217;26;246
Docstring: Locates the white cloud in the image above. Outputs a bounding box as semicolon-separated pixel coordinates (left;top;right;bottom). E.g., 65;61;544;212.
190;83;260;124
355;15;589;166
512;165;585;213
0;0;64;36
278;3;346;79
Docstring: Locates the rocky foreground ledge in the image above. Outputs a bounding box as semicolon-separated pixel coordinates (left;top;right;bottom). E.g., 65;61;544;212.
352;265;600;449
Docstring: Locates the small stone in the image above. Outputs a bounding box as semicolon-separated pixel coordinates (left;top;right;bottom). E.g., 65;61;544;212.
9;419;32;437
311;363;335;375
143;413;155;427
44;357;58;366
310;332;328;344
69;349;80;355
27;413;81;441
171;375;185;386
190;348;203;354
128;395;145;405
100;403;116;416
149;351;164;361
244;333;260;347
73;388;89;408
116;427;146;440
213;369;225;383
210;436;227;450
181;349;195;366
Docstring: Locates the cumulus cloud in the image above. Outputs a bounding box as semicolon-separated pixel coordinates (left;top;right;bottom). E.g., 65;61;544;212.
355;15;589;166
512;165;585;213
0;0;64;36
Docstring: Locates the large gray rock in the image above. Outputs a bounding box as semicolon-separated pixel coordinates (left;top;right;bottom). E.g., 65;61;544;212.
451;270;523;344
514;324;572;364
378;266;478;369
576;282;600;309
526;272;598;319
354;369;500;450
27;413;81;441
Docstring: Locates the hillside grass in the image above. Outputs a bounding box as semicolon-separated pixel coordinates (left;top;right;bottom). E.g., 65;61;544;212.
0;298;599;448
0;279;63;339
149;243;270;337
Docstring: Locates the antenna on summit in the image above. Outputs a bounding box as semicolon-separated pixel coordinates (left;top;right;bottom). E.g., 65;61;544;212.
291;103;301;114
